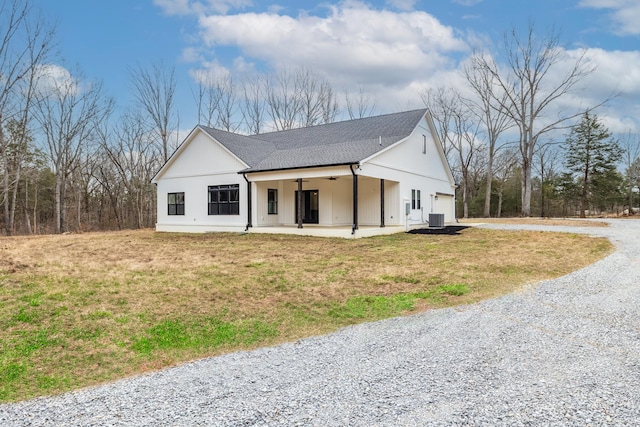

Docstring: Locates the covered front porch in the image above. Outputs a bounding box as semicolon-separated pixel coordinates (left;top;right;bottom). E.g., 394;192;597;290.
243;165;404;236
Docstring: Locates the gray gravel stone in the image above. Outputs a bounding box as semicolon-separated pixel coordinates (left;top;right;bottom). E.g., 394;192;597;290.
2;219;640;426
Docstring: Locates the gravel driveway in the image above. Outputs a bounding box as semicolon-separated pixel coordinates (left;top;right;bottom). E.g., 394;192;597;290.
2;220;640;426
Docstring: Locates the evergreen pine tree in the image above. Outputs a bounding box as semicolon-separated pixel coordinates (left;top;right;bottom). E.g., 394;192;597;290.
564;112;622;217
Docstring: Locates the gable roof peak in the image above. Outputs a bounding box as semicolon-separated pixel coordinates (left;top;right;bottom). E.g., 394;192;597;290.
157;109;430;177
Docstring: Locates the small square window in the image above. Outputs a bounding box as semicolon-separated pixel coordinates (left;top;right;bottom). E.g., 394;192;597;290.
168;192;185;215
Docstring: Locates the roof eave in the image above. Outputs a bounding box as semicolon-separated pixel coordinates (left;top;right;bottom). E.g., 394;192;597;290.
238;161;360;175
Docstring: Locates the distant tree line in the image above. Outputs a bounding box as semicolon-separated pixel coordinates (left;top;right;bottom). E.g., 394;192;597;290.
0;0;381;235
0;0;636;235
423;23;632;219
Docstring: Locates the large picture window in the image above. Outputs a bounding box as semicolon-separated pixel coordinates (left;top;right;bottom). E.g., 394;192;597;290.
412;189;421;210
168;192;185;215
208;184;240;215
267;189;278;214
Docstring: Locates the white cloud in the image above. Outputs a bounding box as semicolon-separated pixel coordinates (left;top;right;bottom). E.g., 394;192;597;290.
580;48;640;96
194;1;467;90
153;0;252;15
153;0;193;15
189;61;231;86
386;0;416;11
452;0;483;6
570;48;640;133
231;56;256;75
180;46;202;63
579;0;640;35
34;64;80;96
153;0;640;134
484;46;640;135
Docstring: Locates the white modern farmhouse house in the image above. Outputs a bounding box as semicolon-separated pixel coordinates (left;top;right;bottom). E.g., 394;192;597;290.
151;109;456;238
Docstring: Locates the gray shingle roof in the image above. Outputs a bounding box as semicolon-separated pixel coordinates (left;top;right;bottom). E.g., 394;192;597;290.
201;109;427;173
198;127;275;167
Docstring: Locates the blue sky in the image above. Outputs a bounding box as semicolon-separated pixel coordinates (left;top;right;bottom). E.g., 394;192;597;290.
32;0;640;134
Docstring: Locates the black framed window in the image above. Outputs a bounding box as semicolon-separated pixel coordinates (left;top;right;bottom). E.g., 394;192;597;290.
168;192;185;215
208;184;239;215
268;189;278;214
412;189;421;210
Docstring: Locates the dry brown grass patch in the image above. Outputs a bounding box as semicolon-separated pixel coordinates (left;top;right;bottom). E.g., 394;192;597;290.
0;227;612;402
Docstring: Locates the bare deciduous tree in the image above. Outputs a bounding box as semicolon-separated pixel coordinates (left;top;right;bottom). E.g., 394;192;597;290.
320;82;339;125
264;69;303;131
534;142;562;217
34;70;112;233
492;149;519;217
0;0;54;235
297;68;338;127
98;111;160;229
423;87;482;218
344;86;376;120
130;61;177;162
620;131;640;213
472;22;597;216
193;70;222;127
421;87;455;159
241;74;266;134
197;67;339;134
464;59;513;217
215;75;239;132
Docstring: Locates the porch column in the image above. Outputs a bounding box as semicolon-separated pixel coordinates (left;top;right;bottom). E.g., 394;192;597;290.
380;179;385;228
242;174;252;231
297;178;303;228
350;165;359;232
247;180;252;229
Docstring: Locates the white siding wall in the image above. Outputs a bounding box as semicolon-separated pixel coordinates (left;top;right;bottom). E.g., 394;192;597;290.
358;177;380;226
155;131;248;232
255;181;285;226
347;177;403;227
161;132;246;178
330;178;352;226
360;117;456;224
384;181;401;225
